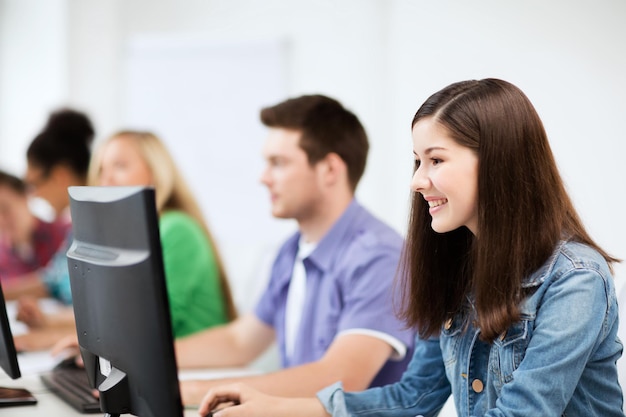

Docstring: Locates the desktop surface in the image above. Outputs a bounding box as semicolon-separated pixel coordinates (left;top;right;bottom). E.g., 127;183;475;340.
2;348;260;417
1;367;201;417
4;299;210;417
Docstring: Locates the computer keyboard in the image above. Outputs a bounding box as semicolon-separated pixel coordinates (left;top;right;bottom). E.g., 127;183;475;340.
40;366;101;413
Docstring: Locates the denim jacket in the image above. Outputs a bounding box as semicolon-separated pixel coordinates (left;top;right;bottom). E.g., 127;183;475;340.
318;241;624;416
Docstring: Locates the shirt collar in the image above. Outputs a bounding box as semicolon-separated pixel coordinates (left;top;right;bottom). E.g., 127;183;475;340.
300;198;361;272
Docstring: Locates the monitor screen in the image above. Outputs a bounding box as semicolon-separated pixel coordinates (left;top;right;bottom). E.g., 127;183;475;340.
0;281;37;407
0;282;20;379
67;186;183;417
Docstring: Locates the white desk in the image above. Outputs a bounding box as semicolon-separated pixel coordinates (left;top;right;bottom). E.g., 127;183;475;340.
2;300;221;416
0;352;220;417
3;300;265;416
1;373;76;416
2;363;458;417
1;376;201;417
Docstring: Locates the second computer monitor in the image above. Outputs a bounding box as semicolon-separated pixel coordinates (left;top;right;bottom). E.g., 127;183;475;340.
0;282;20;380
67;186;183;417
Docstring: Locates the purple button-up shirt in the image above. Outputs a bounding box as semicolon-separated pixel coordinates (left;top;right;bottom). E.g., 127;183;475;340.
255;199;414;387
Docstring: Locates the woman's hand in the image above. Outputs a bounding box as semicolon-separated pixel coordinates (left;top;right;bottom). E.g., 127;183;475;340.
197;383;267;417
197;383;328;417
50;333;82;364
13;328;74;352
16;296;47;328
50;334;99;398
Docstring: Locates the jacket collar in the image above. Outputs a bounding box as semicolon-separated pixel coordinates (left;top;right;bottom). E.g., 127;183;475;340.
521;240;566;288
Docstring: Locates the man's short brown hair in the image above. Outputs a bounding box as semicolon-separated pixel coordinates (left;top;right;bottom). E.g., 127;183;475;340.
260;95;368;191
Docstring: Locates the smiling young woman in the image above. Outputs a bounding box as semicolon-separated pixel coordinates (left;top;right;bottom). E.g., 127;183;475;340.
196;79;623;417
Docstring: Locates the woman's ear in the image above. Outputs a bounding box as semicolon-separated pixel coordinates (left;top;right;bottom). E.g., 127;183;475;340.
50;164;77;187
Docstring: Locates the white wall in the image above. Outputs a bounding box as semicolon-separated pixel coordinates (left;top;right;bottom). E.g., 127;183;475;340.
1;0;625;300
385;2;626;286
0;0;69;174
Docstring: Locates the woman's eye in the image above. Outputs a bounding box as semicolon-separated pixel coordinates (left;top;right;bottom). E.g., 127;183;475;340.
432;158;442;165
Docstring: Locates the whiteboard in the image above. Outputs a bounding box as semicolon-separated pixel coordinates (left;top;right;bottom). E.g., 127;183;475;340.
123;36;295;310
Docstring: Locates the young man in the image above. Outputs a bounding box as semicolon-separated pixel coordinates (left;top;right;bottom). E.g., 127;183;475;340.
177;95;414;404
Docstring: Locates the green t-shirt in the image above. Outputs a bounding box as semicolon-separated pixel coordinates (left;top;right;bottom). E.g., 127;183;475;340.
159;210;229;338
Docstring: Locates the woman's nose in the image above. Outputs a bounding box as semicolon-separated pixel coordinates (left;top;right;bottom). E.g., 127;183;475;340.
99;173;113;186
410;166;429;192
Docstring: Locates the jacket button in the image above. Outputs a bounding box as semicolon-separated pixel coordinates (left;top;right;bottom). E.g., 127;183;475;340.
472;379;484;393
444;319;453;330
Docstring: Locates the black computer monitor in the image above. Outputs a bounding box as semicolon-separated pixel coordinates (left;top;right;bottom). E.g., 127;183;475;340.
67;186;183;417
0;282;37;406
0;283;20;380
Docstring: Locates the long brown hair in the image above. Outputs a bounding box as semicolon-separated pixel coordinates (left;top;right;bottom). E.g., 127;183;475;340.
399;79;618;342
88;131;237;321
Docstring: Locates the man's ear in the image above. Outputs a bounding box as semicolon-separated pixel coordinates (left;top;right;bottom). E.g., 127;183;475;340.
319;152;347;187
